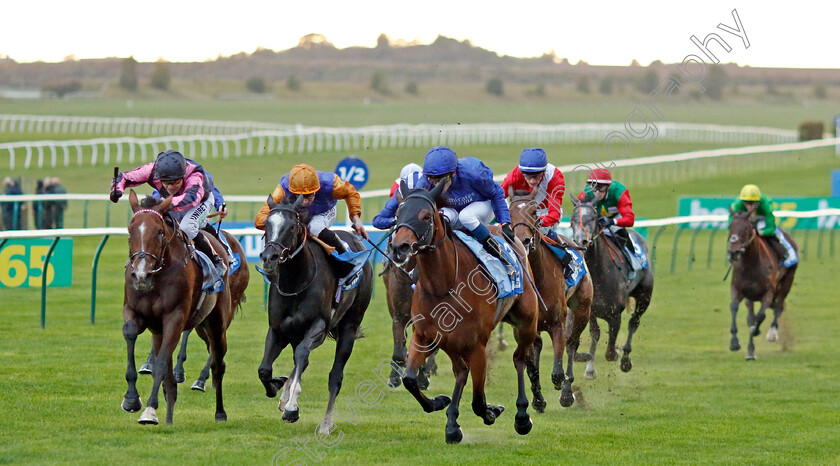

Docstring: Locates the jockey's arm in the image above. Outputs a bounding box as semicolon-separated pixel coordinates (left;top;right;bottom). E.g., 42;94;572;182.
372;195;399;230
758;197;777;235
476;176;511;224
254;185;286;230
540;171;566;227
614;189;635;227
500;170;516;198
113;162;155;193
332;175;367;238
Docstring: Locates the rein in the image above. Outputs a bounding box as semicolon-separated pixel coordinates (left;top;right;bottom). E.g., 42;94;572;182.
265;207;318;296
127;209;185;274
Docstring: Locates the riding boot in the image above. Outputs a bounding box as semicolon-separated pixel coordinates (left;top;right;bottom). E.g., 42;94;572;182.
193;232;226;275
317;228;348;254
557;248;574;280
202;223;221;241
763;234;788;266
481;236;517;277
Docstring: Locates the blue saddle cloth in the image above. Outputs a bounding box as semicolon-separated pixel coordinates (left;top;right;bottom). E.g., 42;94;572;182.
545;243;587;290
773;229;798;267
453;231;523;299
193;250;226;293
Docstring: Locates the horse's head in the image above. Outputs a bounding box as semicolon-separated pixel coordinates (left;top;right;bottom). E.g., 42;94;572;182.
127;190;174;291
727;208;755;262
508;187;540;253
570;197;599;249
391;179;447;265
260;194;308;273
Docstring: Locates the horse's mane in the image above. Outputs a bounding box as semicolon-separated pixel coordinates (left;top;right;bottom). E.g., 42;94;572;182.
511;189;532;198
272;194;312;224
139;195;177;228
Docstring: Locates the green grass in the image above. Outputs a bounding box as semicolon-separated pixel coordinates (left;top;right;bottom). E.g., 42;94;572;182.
1;154;839;464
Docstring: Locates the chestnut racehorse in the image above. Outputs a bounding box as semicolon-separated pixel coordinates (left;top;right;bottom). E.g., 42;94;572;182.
120;191;237;425
727;210;797;360
508;190;592;411
390;181;539;444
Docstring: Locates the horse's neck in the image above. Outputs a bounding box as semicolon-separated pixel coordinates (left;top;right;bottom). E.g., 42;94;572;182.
416;236;458;296
587;235;622;273
277;242;317;285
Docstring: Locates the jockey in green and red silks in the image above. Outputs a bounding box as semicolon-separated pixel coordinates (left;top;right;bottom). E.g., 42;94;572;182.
577;168;635;229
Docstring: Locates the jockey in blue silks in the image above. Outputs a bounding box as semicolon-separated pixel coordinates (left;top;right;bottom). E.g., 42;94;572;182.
416;146;517;275
372;163;423;230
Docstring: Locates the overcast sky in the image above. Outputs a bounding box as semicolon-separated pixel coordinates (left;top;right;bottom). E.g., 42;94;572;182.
2;1;836;69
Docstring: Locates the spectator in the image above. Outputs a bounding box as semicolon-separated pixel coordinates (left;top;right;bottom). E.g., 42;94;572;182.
33;179;45;229
2;177;24;230
44;177;68;229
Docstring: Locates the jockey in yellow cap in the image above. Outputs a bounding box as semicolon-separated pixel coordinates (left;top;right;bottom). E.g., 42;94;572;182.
255;164;367;253
730;184;788;266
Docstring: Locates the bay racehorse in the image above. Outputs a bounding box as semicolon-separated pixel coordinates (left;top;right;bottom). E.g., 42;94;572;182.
727;209;797;359
257;195;373;435
390;180;539;444
508;189;592;411
139;227;249;391
570;199;654;379
120;190;236;424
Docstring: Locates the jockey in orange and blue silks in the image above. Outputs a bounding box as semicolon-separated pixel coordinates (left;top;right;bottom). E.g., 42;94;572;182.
501;147;573;276
415;146;517;275
254;164;367;253
110;149;225;272
373;163;423;230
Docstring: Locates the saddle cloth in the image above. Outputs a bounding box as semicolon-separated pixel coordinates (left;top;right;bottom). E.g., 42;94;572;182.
544;242;588;290
453;231;523;299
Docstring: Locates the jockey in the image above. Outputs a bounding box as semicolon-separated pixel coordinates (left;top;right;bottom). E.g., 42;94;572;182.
416;146;517;275
254;164;368;254
730;184;788;266
578;168;637;255
501;147;573;278
373;163;423;230
110;150;226;274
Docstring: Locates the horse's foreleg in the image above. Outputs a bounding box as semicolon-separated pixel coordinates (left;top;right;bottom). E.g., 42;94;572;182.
767;302;783;342
729;297;742;351
525;336;545;413
444;354;469;444
141;319;181;425
621;294;651;373
549;324;574;408
470;345;504;427
174;329;191;384
605;314;622;362
121;317;143;413
282;319;326;423
402;334;450;414
320;323;359;436
389;316;408;388
258;327;289;398
584;315;600;379
191;354;212;392
511;327;535;436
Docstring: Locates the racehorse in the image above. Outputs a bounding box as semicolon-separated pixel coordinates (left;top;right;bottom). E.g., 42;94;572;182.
381;251;438;389
390;180;539;444
727;209;797;359
257;195;373;435
120;190;236;424
570;198;654;379
508;189;593;411
138;228;249;391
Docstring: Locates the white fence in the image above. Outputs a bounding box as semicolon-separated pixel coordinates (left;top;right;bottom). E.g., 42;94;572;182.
0;114;295;136
1;121;803;170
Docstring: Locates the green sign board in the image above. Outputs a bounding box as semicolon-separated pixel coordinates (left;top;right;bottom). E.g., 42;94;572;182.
0;238;73;288
678;197;840;229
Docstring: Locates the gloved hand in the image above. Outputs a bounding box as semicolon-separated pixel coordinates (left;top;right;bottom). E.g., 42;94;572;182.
110;189;122;203
501;223;515;242
597;216;614;229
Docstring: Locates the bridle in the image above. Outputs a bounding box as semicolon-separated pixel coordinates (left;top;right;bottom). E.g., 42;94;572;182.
127;208;178;274
263;206;318;296
728;217;756;261
394;192;446;256
571;203;601;246
510;197;539;254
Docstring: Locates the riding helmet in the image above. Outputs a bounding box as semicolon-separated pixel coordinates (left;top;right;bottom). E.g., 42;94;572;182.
740;184;761;201
288;164;320;195
153;150;187;182
518;148;547;173
423;146;458;176
587;168;612;184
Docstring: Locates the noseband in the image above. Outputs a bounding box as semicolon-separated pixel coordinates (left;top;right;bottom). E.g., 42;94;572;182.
127;209;176;274
572;204;601;246
394;192;444;255
264;207;308;264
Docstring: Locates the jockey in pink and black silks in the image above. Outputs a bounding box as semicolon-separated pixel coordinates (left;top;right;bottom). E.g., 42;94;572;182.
110;150;225;271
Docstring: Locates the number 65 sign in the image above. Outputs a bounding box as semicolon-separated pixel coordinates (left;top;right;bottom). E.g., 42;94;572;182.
0;239;73;288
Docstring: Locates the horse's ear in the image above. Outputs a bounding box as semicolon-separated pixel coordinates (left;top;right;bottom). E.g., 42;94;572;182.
399;179;409;197
293;194;304;210
507;185;514;199
266;194;276;210
158;194;174;213
128;189;139;212
395;188;405;204
430;177;449;204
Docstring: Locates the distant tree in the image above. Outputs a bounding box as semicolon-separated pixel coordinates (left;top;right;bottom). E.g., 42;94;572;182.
629;59;642;67
370;70;390;95
635;69;659;93
376;33;391;49
813;81;828;99
704;65;727;100
486;77;504;96
42;80;82;98
297;33;334;49
526;83;545;97
576;75;591;94
150;60;171;91
119;56;138;91
246;77;267;93
286;75;301;92
405;81;418;95
598;76;614;95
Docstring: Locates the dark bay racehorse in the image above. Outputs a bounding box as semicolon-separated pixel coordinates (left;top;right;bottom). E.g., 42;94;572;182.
391;181;539;444
120;191;235;424
727;210;797;360
570;199;654;379
508;190;593;411
257;195;373;435
139;228;249;391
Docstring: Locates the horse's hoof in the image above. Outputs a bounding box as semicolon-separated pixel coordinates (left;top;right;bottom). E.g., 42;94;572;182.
445;426;463;444
485;404;505;424
191;380;206;392
431;395;451;412
514;415;533;435
138;362;152;375
121;396;142;413
532;397;546;414
766;328;779;342
620;358;633;373
605;349;619;362
174;370;185;384
729;341;741;351
137;407;158;425
551;372;565;391
282;408;300;423
388;372;402;389
215;412;227;422
745;353;756;361
584;368;597;380
574;352;593;362
559;390;576;408
498;340;508;352
266;376;287;397
750;326;760;337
